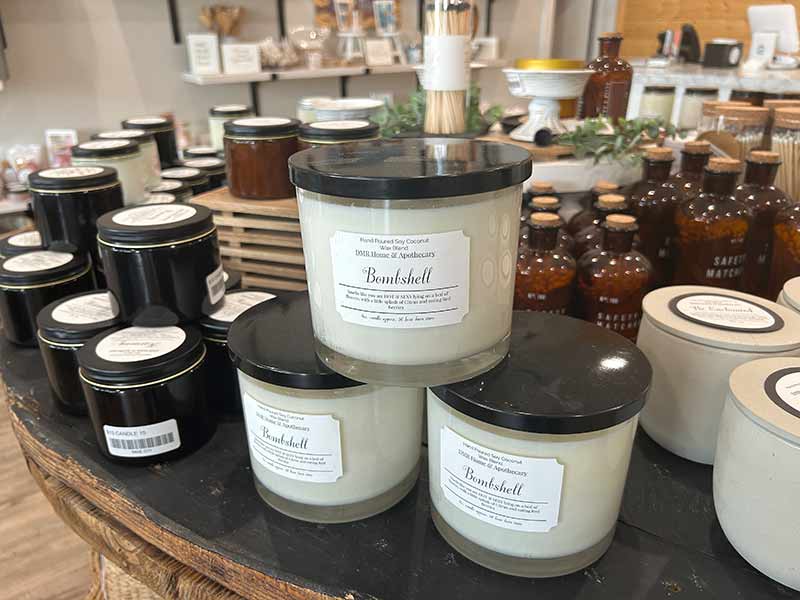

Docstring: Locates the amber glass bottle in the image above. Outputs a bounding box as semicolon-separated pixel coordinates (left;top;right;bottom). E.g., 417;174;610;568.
529;196;575;253
768;204;800;299
629;146;680;287
520;181;557;228
736;151;793;297
670;140;712;201
515;213;576;314
580;33;633;121
567;180;622;234
674;157;752;289
573;193;628;258
576;215;652;341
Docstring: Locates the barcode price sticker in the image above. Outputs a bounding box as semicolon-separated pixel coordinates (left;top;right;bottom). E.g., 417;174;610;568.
103;419;181;458
206;265;225;305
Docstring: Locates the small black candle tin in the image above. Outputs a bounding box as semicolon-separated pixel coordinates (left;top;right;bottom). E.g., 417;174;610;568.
224;268;242;291
28;166;124;267
198;289;276;416
182;157;226;190
183;146;220;159
0;229;44;258
146;179;193;202
97;203;224;324
36;290;121;415
121;115;178;168
160;167;211;196
0;250;95;346
77;324;215;464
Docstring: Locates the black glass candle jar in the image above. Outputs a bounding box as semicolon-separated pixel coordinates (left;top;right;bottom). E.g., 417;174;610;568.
97;203;224;324
160;167;211;196
0;250;95;346
223;268;242;290
121;115;179;168
0;229;44;258
146;179;193;202
36;290;120;415
28;166;123;267
182;157;226;190
199;289;276;417
78;324;215;464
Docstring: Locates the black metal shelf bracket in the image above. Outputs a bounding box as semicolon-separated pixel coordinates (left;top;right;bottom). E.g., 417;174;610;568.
167;0;181;44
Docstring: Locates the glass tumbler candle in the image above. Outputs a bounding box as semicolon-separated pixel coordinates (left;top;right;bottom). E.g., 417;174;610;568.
208;104;253;151
289;139;533;387
71;140;147;205
93;129;161;187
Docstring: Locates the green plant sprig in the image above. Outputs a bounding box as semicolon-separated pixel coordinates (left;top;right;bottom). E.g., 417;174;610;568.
557;117;677;164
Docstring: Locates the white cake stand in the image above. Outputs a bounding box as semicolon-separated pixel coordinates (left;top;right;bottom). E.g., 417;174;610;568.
502;68;593;143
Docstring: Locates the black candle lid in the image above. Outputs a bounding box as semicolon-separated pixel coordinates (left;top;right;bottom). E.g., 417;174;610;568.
289;139;533;200
92;129;155;144
228;292;362;390
183;146;219;159
160;167;209;186
28;166;119;192
0;250;90;288
182;157;225;174
430;311;652;434
0;230;44;257
97;203;214;246
78;325;204;387
224;268;241;290
121;116;174;131
210;104;252;117
298;120;380;142
224;117;301;138
199;290;277;339
146;179;192;197
72;139;140;159
37;290;121;344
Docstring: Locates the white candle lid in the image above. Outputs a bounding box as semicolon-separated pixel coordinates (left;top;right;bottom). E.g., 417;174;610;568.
781;277;800;311
642;285;800;353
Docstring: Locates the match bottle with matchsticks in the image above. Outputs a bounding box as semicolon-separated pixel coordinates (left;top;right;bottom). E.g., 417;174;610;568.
423;0;472;135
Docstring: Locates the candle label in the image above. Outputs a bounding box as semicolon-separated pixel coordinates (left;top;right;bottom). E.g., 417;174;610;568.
161;168;201;178
142;193;176;204
103;419;181;458
765;367;800;419
148;180;183;192
330;230;469;329
127;117;168;125
79;139;130;150
669;293;783;333
242;394;343;483
39;166;104;179
7;231;41;247
440;427;564;532
112;204;197;227
3;250;73;273
52;292;118;325
206;291;275;322
95;326;186;362
98;129;146;139
423;35;470;91
206;265;226;305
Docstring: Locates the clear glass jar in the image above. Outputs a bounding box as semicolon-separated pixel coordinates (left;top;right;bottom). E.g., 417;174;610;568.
208;104;252;151
717;105;769;159
678;88;717;131
763;99;800;149
771;107;800;201
639;86;675;122
71;140;147;205
296;97;332;123
697;100;750;135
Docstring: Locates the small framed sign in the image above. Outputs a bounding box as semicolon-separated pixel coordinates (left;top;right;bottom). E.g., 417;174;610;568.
186;33;221;75
222;44;261;75
365;38;394;67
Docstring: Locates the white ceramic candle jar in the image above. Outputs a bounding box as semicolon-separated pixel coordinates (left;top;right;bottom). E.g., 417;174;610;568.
289;139;532;387
637;285;800;464
208;104;253;151
777;276;800;312
93;129;161;186
71;139;147;205
227;292;424;523
427;311;651;578
714;357;800;591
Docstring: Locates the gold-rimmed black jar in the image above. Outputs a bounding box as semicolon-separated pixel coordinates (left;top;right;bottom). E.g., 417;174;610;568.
77;324;214;464
36;290;121;415
297;120;380;150
0;230;44;258
160;167;211;196
121;115;179;168
0;250;95;346
146;179;193;202
97;204;224;325
224;117;300;199
182;157;226;190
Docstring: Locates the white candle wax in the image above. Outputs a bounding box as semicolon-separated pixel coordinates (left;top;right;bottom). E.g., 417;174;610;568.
73;152;147;205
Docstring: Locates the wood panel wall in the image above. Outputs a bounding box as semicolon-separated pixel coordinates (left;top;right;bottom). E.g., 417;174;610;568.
616;0;800;58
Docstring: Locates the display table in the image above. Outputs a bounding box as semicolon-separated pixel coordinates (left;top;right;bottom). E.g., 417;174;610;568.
4;337;796;600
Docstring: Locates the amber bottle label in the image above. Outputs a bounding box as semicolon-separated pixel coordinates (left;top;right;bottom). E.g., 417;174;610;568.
603;81;630;120
520;285;571;314
582;295;643;340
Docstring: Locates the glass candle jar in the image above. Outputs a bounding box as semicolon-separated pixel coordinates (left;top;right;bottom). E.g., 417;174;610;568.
77;325;214;464
297;120;380;150
637;285;800;464
224;117;300;200
71;140;147;205
160;167;210;196
182;157;226;190
93;129;161;187
717;105;769;159
290;139;533;387
198;289;276;417
0;230;43;258
121;115;178;168
763;99;800;149
0;251;95;346
146;179;193;202
183;146;220;160
428;310;650;577
639;86;675;122
296;96;332;123
771;108;800;201
312;98;385;122
208;104;253;151
714;358;800;592
36;290;120;415
227;292;425;523
97;204;223;324
28;166;124;268
678;89;717;131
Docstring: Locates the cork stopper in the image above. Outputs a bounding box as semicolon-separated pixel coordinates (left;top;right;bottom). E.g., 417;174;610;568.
530;212;562;227
683;140;712;154
597;193;627;208
645;146;674;161
707;157;743;173
748;150;781;164
593;180;619;193
774;107;800;130
604;214;637;230
530;181;555;193
531;195;560;208
717;105;769;125
600;32;623;39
